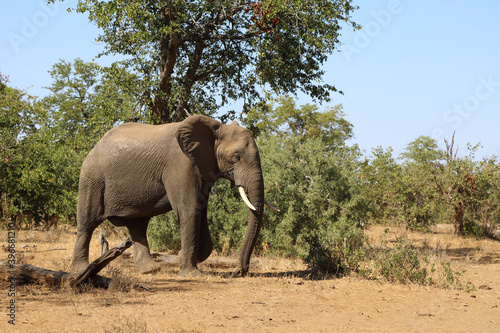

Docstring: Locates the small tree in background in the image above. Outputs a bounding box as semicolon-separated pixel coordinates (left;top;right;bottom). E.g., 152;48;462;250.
41;58;143;151
399;136;444;231
244;96;353;148
434;134;500;236
359;146;403;225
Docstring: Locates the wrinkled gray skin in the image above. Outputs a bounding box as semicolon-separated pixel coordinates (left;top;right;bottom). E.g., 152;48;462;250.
70;115;264;276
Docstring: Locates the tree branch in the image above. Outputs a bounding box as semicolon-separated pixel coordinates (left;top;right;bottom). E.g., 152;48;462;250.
180;32;259;43
0;238;133;289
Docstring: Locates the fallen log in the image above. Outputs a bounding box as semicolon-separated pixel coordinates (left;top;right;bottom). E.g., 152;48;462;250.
70;237;133;287
0;237;133;289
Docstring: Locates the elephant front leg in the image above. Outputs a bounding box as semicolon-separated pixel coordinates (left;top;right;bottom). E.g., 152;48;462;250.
126;219;161;274
197;206;213;263
177;209;203;277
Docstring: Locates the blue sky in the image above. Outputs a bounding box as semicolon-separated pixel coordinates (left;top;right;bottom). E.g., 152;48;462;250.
1;0;499;159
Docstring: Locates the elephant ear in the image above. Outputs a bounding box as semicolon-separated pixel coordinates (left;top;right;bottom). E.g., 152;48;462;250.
176;115;222;180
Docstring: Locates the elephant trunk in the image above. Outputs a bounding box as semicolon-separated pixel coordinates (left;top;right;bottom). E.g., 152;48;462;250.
237;171;264;276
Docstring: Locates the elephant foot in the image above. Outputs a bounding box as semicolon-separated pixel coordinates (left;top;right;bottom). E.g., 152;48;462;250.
135;260;161;274
70;260;90;273
231;266;248;278
178;267;203;277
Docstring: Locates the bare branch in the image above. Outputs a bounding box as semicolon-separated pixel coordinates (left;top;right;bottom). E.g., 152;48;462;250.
444;131;457;161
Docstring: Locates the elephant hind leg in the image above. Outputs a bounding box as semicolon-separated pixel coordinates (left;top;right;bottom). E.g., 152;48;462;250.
125;218;161;274
71;179;105;272
71;216;105;272
71;228;96;272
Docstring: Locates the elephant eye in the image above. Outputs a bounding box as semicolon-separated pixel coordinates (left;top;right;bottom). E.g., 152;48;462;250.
232;153;241;162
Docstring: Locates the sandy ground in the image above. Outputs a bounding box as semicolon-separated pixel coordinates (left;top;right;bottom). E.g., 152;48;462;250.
1;224;499;333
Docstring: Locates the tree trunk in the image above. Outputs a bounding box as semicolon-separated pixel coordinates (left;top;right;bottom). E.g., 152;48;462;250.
453;203;465;235
153;14;179;124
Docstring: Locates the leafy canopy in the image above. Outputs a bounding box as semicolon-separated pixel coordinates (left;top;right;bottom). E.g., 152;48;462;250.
1;74;78;222
50;0;359;123
1;59;141;225
41;58;141;148
245;95;354;149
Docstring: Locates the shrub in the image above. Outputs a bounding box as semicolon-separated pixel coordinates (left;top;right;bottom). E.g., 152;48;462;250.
206;180;249;256
258;134;368;273
147;213;181;253
374;237;428;285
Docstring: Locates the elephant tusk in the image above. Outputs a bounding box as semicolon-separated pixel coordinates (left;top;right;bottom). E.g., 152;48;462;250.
238;187;256;211
264;199;280;212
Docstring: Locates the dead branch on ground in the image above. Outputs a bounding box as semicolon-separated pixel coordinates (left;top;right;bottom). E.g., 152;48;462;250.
0;237;133;289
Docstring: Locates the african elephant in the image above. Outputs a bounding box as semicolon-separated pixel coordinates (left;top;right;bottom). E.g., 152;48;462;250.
70;115;278;276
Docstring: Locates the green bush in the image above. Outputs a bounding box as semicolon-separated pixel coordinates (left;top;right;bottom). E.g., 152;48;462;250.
207;180;249;255
258;134;367;272
147;213;181;253
375;237;428;285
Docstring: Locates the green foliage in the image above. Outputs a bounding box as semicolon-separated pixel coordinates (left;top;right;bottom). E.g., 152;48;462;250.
434;261;475;292
207;180;249;255
374;237;428;285
259;135;366;259
359;146;402;225
398;136;443;231
433;141;500;236
244;96;353;148
64;0;359;122
251;99;367;273
1;60;139;227
1;74;78;224
360;136;500;235
400;135;444;165
41;58;142;150
357;232;476;291
360;142;443;231
148;213;181;253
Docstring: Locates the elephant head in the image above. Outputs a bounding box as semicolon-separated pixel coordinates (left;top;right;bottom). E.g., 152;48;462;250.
176;115;278;275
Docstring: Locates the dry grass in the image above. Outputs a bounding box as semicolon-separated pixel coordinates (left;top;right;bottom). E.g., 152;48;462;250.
2;224;499;332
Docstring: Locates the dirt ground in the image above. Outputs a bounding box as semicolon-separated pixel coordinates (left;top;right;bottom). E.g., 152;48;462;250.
1;224;499;333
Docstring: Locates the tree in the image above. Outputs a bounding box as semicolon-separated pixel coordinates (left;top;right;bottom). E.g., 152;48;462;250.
41;58;142;151
399;137;443;231
244;95;354;149
434;135;500;236
50;0;359;123
360;146;403;225
1;73;38;220
400;135;444;165
1;60;141;228
0;74;77;225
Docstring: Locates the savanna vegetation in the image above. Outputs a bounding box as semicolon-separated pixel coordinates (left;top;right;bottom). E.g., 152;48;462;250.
2;1;500;290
